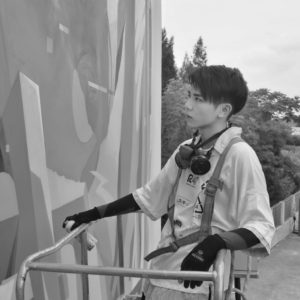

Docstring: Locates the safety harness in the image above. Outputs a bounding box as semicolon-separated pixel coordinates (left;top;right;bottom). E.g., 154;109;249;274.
145;136;243;261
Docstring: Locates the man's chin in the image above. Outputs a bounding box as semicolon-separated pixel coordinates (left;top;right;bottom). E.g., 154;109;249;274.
187;121;205;130
187;124;212;133
186;119;196;128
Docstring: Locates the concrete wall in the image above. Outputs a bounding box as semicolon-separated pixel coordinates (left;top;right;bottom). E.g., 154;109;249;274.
0;1;161;299
271;191;300;246
234;191;300;280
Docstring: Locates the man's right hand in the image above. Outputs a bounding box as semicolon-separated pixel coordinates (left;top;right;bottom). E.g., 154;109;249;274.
62;207;100;231
62;194;140;231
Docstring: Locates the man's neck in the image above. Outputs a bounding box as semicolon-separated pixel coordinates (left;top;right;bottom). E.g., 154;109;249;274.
198;122;228;145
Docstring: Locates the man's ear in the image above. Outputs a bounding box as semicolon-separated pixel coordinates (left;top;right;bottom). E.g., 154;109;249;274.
218;103;232;118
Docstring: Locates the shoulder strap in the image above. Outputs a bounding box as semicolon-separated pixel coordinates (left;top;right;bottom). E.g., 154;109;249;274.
167;168;182;239
199;136;243;237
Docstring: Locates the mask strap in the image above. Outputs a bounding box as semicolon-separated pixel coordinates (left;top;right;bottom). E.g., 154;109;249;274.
195;126;229;149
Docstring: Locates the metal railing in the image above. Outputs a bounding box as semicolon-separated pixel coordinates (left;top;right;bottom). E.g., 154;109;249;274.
16;223;247;300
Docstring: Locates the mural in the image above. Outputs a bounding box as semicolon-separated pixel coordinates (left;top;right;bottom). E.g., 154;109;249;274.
0;0;161;299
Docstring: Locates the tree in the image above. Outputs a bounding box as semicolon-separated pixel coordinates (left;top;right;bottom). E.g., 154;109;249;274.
255;122;297;205
245;89;300;122
179;53;194;83
192;37;207;67
162;28;177;93
232;89;300;205
161;79;192;167
179;36;207;83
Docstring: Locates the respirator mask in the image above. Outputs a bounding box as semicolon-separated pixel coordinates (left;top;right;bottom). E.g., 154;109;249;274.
175;139;213;175
175;127;229;175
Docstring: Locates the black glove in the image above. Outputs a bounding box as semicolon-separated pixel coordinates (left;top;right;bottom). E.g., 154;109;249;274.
62;194;139;231
62;207;100;231
180;234;226;289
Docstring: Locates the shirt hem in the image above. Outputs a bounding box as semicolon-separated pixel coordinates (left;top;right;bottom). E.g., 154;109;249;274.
149;278;210;295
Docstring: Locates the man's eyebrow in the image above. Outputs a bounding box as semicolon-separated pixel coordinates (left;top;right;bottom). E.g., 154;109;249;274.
193;93;202;97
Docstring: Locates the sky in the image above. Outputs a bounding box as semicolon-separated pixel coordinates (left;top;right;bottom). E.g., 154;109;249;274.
161;0;300;98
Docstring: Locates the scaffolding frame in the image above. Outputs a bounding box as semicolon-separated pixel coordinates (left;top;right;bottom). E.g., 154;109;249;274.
16;223;247;300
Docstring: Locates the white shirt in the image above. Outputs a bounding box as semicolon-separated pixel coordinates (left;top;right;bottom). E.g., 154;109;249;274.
133;126;275;294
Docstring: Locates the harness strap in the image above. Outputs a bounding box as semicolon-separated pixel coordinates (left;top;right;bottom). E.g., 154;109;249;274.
199;137;242;236
145;137;243;261
145;229;207;261
167;168;182;239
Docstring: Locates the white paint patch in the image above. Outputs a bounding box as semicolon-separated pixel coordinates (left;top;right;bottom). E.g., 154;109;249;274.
88;81;108;94
19;72;54;231
59;23;69;34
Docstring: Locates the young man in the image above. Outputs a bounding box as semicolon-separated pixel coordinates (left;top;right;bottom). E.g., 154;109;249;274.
63;65;275;299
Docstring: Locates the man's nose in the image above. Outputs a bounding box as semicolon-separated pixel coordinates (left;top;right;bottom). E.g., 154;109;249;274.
184;98;192;110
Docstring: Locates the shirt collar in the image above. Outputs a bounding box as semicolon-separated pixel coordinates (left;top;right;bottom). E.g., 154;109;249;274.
213;126;242;154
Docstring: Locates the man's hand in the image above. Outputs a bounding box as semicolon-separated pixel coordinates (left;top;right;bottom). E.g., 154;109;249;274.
62;194;140;231
62;207;100;231
180;234;226;289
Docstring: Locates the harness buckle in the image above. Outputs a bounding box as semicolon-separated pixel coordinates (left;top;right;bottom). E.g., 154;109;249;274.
205;179;223;197
205;183;218;197
169;240;179;252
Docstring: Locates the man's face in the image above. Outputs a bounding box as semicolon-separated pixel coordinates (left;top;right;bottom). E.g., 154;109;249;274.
184;85;220;129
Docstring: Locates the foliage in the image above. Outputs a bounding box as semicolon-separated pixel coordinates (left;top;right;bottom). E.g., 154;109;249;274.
244;89;300;122
286;135;300;146
179;36;207;83
192;37;207;67
161;79;192;167
162;28;177;93
178;53;194;83
232;89;300;205
255;123;297;205
282;146;300;169
281;146;300;188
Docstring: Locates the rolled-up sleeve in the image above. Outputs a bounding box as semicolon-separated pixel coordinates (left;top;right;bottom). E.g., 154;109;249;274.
232;143;275;254
133;151;179;220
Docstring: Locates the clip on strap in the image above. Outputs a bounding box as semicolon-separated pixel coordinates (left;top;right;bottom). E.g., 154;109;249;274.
144;230;205;261
170;240;179;252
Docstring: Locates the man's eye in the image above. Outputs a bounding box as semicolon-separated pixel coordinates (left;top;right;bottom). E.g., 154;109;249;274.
195;97;203;102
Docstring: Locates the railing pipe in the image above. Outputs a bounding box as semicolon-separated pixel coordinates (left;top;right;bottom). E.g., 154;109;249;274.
28;262;216;281
79;231;89;300
16;223;90;300
214;249;226;300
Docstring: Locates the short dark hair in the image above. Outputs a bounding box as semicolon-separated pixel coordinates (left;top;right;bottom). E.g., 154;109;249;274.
188;65;248;115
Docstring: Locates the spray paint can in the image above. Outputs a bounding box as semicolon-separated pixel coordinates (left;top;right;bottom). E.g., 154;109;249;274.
65;221;97;251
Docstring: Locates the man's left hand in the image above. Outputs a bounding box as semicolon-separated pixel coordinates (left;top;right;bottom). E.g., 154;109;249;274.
180;234;226;289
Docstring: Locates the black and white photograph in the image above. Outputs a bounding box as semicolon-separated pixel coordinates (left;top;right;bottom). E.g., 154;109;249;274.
0;1;299;299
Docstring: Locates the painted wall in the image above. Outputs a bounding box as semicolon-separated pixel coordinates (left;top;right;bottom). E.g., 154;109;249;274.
0;0;161;299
